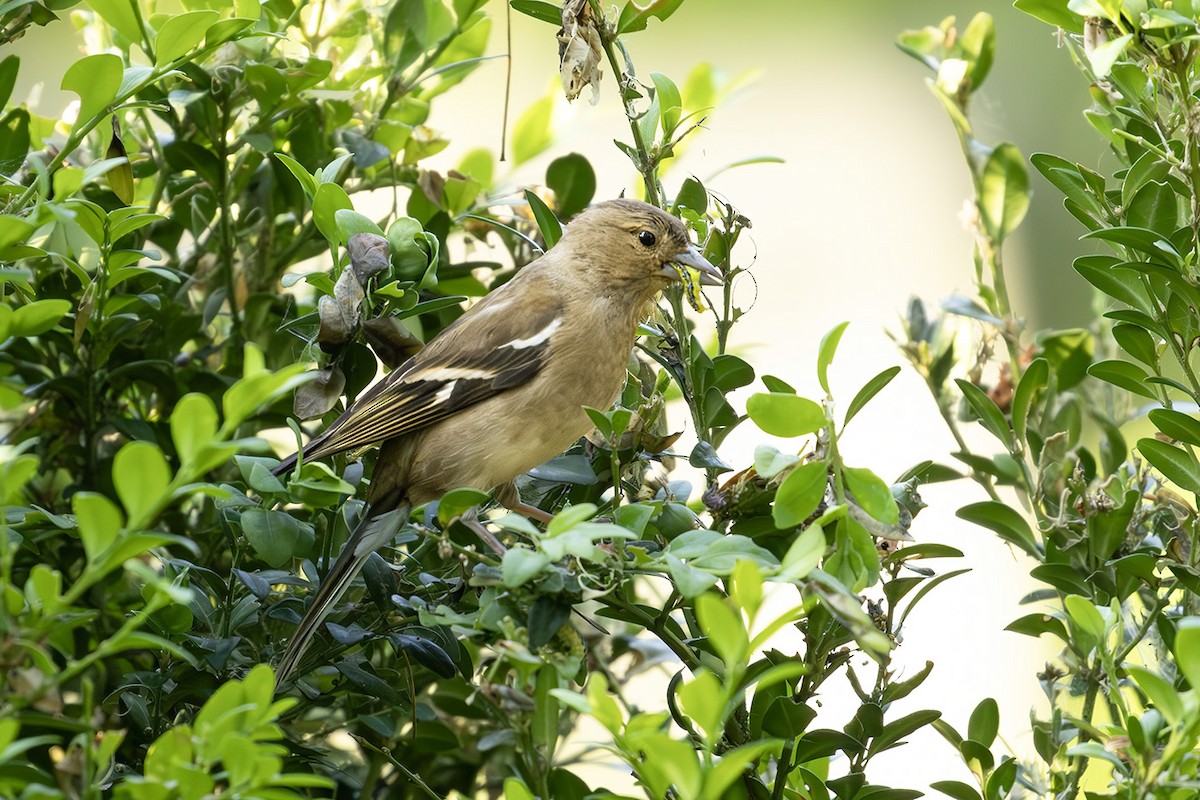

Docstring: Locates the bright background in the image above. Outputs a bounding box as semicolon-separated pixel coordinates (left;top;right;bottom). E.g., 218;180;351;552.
10;0;1109;791
430;2;1100;789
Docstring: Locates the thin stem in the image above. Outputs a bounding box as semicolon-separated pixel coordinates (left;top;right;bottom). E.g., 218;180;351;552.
1062;677;1100;800
982;239;1024;378
928;382;1002;502
349;734;445;800
587;0;660;206
215;97;243;348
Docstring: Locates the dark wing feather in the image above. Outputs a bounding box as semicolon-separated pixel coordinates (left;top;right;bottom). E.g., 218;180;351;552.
275;295;562;474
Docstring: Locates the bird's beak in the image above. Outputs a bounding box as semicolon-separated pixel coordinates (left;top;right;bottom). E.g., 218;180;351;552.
662;244;723;286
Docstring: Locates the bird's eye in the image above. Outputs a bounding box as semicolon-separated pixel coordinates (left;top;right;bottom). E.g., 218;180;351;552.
637;230;657;247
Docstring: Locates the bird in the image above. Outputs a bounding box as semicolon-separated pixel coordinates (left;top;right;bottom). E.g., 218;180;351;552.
272;198;722;685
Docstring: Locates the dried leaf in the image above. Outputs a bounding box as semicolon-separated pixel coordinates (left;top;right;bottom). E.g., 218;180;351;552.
559;0;603;104
316;265;368;344
347;233;390;284
418;169;445;206
294;365;346;418
316;294;353;344
74;284;94;347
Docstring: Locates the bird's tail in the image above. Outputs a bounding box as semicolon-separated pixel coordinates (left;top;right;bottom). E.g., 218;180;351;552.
272;425;336;477
273;451;298;476
274;504;410;687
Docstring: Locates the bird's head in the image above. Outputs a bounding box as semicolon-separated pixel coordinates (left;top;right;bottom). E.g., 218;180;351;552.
558;199;723;301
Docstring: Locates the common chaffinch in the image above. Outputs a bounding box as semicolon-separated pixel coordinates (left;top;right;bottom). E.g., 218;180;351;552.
273;198;721;684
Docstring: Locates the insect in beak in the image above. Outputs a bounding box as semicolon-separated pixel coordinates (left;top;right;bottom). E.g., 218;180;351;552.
662;244;722;311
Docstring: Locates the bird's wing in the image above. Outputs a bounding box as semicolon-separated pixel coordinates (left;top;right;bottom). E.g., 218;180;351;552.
297;293;564;463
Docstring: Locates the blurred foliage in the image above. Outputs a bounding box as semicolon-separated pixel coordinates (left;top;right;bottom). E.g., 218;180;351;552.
898;4;1200;799
0;0;960;798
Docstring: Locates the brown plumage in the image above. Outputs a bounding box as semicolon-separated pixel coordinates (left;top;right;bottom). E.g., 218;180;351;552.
273;199;721;685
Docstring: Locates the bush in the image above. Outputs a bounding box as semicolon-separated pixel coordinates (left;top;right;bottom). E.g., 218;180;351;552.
4;0;1200;798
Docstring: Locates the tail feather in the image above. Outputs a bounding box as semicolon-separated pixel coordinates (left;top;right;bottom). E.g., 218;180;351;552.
273;451;298;476
274;505;410;687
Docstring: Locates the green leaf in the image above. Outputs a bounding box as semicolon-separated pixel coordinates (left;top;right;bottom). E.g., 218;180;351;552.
585;673;624;734
547;503;597;536
1063;594;1106;652
9;299;71;337
0;55;18;110
753;445;798;479
729;559;763;620
1074;257;1154;314
928;781;982;800
1006;613;1067;641
696;593;748;667
532;666;560;761
1126;665;1183;725
1011;357;1048;443
509;0;561;25
872;708;942;754
772;461;827;529
1112;323;1158;367
220;360;309;432
979;143;1029;243
705;740;781;798
334;209;384;240
1013;0;1082;31
528;597;569;649
955;379;1012;445
1122;151;1171;209
650;72;681;135
113;441;171;526
746;392;825;437
677;670;723;742
155;10;219;66
778;523;825;581
85;0;143;45
73;492;123;563
171;393;219;466
1149;408;1200;447
1138;438;1200;495
675;176;707;214
666;553;719;597
960;12;995;89
524;189;562;248
617;0;685;33
817;321;849;394
437;487;491;526
312;183;354;245
502;778;536;800
275;152;318;198
844;366;900;426
545;152;596;217
807;570;892;659
61;54;123;130
1038;327;1094;390
1083;226;1182;264
1088;359;1156;399
0;214;34;252
957;501;1039;556
502;547;551;588
1125;180;1177;235
240;509;314;568
1087;33;1133;78
967;698;999;748
843;466;899;525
